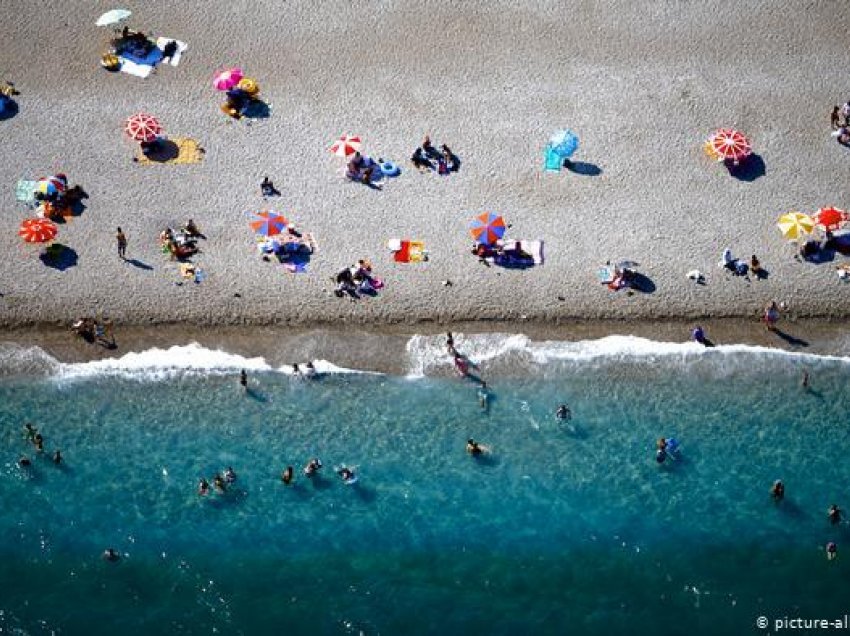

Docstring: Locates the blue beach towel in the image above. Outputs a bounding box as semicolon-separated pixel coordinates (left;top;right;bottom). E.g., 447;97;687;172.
544;145;562;172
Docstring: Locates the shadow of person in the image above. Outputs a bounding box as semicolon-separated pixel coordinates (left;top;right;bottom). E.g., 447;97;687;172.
243;99;271;119
565;160;602;176
726;153;766;182
772;328;809;347
40;244;78;271
353;483;377;503
246;387;268;403
126;258;154;271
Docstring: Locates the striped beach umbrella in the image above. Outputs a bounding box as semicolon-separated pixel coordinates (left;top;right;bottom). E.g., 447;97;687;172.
777;212;814;241
124;113;162;143
213;68;244;91
813;206;848;232
469;212;506;245
35;176;66;198
249;210;289;237
330;134;362;159
19;218;58;243
549;129;580;159
707;128;752;162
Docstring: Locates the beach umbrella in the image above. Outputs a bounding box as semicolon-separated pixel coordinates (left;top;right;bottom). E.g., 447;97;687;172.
19;218;58;244
124;113;162;143
777;212;814;241
35;176;66;198
707;128;752;162
549;129;580;159
814;206;848;232
213;68;244;91
249;210;289;237
330;134;362;159
469;212;506;245
95;8;131;26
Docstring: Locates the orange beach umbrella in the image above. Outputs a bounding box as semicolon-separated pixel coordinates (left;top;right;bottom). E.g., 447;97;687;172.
19;218;58;243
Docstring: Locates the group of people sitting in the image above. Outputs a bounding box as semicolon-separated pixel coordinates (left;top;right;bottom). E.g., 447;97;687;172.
345;152;384;184
471;241;532;266
257;223;312;261
160;220;203;260
411;135;459;174
71;316;114;346
719;248;766;278
113;27;156;56
33;174;88;218
221;82;261;120
333;259;383;298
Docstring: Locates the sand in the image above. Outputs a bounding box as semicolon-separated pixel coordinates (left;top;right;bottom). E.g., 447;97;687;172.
1;0;850;335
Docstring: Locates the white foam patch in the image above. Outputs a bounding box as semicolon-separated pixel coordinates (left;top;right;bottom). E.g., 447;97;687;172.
404;333;850;377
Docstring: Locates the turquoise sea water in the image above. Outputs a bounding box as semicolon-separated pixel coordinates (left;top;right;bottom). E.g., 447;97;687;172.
2;336;850;635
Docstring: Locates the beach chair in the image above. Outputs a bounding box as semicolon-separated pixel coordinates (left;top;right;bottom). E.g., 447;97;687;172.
544;145;562;172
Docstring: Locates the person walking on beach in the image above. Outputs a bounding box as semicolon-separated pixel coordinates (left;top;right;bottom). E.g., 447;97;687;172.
763;301;780;331
116;227;127;260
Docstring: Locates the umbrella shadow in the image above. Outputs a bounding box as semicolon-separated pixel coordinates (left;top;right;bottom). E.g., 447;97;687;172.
628;272;656;293
726;153;766;182
40;244;78;270
565;160;602;176
772;328;809;348
0;99;19;121
243;99;271;120
134;139;180;163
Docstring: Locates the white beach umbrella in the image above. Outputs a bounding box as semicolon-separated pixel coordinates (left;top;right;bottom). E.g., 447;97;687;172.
96;9;132;27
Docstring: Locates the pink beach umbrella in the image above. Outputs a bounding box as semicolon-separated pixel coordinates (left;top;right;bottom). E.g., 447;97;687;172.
330;134;362;159
213;68;244;91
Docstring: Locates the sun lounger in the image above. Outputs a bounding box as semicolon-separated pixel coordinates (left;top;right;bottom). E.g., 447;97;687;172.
489;240;544;267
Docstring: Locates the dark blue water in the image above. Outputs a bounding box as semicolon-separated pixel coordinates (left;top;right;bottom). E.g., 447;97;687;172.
2;340;850;635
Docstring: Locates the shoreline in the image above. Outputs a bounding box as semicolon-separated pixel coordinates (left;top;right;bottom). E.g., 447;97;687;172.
3;317;848;376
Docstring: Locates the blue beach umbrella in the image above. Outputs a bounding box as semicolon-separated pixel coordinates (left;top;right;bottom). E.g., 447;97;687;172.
549;129;580;159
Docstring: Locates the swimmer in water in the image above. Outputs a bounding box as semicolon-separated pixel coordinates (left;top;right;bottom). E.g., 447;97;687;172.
827;542;838;561
23;422;37;443
771;480;785;502
33;433;44;453
478;382;489;409
213;474;227;493
239;369;248;389
281;466;294;484
656;438;667;451
304;458;322;476
446;331;456;355
829;504;842;526
102;548;120;562
292;363;301;376
801;370;809;389
18;455;31;468
224;467;237;483
556;404;571;421
338;466;355;482
304;361;316;378
466;438;484;456
52;449;62;465
198;477;210;496
656;448;667;464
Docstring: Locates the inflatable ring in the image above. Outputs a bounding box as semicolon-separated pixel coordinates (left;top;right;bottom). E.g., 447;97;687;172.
380;161;400;177
101;54;120;71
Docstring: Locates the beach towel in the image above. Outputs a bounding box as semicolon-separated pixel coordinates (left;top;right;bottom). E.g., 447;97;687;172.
544;145;562;172
134;137;205;164
15;179;37;206
155;38;188;66
389;239;427;263
118;58;154;78
490;240;544;267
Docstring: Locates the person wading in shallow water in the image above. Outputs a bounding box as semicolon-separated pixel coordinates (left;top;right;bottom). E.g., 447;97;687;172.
240;369;248;390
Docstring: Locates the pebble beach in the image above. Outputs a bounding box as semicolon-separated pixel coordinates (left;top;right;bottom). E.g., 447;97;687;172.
1;0;849;337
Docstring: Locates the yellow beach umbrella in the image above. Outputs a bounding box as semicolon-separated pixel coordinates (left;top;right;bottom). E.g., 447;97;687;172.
777;212;814;240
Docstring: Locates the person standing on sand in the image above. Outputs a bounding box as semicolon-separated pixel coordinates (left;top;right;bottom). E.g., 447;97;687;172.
116;227;127;260
831;106;841;130
763;301;779;331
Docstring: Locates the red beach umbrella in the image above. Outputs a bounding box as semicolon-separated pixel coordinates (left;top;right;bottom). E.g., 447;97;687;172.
469;212;507;245
19;218;58;243
813;206;848;231
124;113;163;143
707;128;752;162
330;134;362;159
249;210;289;237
